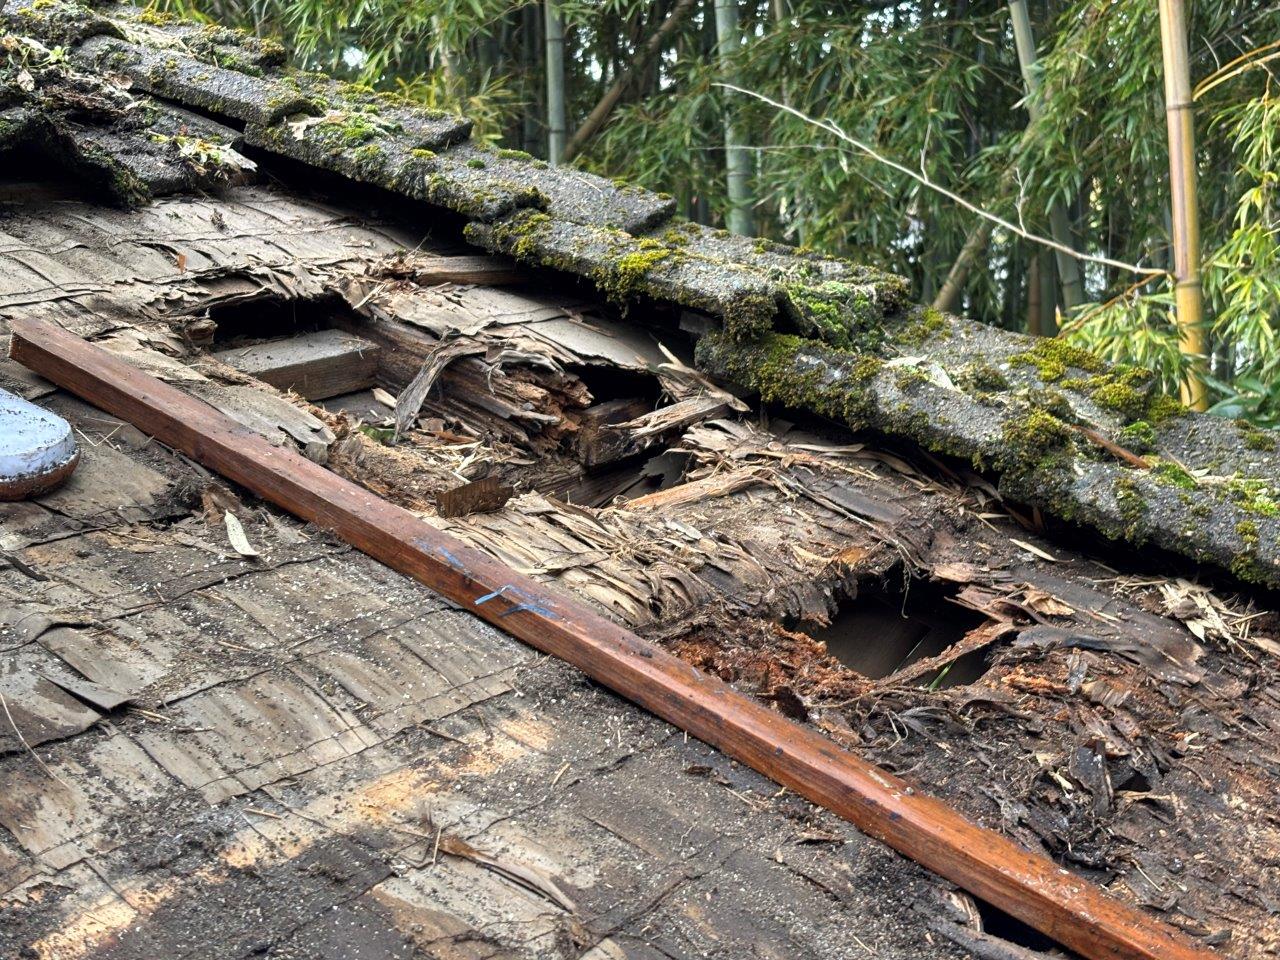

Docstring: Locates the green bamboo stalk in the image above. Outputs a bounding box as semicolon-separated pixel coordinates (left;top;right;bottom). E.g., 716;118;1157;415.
713;0;754;235
545;0;567;166
1157;0;1208;410
1008;0;1084;312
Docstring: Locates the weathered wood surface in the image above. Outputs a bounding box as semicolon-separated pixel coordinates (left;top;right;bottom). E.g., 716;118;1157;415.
10;317;1217;960
374;253;529;286
575;397;651;468
213;329;379;400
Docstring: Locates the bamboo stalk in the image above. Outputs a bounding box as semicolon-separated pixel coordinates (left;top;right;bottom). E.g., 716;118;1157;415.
934;2;1087;315
934;218;993;313
1008;0;1084;311
1158;0;1209;410
521;4;542;156
544;0;567;165
1026;250;1043;336
713;0;754;235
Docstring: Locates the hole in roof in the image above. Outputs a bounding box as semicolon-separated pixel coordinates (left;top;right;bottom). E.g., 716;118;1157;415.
198;291;691;506
972;896;1079;956
208;293;345;346
0;142;123;205
803;579;991;688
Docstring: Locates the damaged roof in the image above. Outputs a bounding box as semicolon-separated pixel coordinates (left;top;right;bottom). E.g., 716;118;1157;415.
4;4;1280;960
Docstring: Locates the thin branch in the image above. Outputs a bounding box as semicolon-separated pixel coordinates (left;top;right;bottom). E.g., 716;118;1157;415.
1195;44;1280;99
562;0;700;162
718;83;1166;278
1058;273;1169;337
1;691;70;788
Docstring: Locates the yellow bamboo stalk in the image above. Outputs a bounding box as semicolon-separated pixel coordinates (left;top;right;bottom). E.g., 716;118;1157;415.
1157;0;1208;410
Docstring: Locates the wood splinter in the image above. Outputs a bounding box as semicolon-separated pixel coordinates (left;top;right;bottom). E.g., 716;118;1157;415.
8;317;1216;960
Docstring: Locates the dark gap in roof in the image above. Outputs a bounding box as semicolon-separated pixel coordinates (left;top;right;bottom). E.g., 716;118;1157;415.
205;293;381;402
745;392;1280;602
571;364;663;410
973;896;1083;957
148;94;249;134
207;292;343;346
1;140;117;206
198;288;693;506
803;579;990;688
1002;493;1280;606
245;146;473;250
549;449;689;509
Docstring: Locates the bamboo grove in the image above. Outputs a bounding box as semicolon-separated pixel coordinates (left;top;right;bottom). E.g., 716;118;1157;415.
166;0;1280;423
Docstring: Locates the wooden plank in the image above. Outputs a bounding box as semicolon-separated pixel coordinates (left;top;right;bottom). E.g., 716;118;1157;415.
8;317;1215;960
378;254;528;287
213;329;379;400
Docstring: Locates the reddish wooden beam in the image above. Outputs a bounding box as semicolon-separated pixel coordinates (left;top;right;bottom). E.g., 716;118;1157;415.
9;317;1215;960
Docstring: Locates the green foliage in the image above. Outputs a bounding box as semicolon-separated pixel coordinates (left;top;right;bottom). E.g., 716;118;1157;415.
161;0;1280;423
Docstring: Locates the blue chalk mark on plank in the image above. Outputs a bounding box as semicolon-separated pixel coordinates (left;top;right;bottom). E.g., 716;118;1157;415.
474;583;561;620
435;545;469;573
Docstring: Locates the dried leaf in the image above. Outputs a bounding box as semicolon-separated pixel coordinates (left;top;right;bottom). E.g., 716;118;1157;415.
1009;538;1059;562
1023;588;1074;617
224;511;259;557
436;833;576;912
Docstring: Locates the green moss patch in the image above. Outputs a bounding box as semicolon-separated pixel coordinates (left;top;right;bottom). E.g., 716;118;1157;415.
1011;337;1105;382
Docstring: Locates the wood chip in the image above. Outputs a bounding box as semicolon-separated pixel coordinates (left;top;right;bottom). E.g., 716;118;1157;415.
435;476;515;518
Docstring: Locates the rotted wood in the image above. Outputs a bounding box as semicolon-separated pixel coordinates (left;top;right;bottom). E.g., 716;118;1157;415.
9;317;1216;960
575;397;651;468
375;253;529;287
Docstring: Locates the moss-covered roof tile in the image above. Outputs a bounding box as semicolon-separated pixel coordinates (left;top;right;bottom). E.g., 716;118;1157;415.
73;35;315;125
2;0;120;46
436;143;675;233
466;209;777;337
289;74;473;152
243;119;543;221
